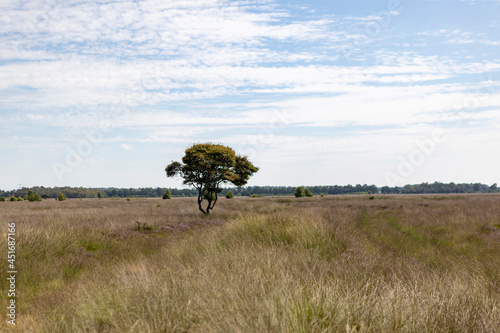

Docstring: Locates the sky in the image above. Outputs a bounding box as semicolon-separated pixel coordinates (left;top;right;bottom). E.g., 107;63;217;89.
0;0;499;190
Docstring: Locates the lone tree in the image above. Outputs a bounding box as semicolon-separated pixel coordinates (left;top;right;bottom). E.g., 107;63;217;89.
166;143;258;214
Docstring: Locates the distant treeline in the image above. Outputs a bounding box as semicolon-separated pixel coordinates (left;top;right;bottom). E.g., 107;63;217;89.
381;182;497;194
0;182;498;199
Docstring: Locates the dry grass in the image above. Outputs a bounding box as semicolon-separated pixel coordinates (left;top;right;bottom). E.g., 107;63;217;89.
1;194;499;332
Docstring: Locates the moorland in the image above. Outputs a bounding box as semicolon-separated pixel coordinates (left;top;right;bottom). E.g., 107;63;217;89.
1;194;499;332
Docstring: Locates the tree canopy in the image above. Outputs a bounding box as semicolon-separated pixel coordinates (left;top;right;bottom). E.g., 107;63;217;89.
166;143;258;214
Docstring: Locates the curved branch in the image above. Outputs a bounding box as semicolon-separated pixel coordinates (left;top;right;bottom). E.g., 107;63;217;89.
197;187;207;214
209;193;218;209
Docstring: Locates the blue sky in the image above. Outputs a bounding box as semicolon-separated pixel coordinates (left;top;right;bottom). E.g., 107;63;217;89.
0;0;499;190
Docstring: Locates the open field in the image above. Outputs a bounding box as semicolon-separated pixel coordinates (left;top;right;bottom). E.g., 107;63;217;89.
1;194;500;332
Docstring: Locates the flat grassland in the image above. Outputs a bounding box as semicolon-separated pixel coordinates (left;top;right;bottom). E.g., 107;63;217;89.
1;194;500;332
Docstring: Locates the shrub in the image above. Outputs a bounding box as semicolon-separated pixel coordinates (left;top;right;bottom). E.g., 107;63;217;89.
294;186;305;198
33;192;42;202
203;189;217;201
58;192;67;201
320;193;325;197
251;194;258;198
126;198;131;202
369;196;375;200
10;196;16;201
0;197;5;202
26;190;34;201
162;189;171;200
17;197;23;201
225;190;234;199
97;192;102;199
304;188;313;197
25;191;43;202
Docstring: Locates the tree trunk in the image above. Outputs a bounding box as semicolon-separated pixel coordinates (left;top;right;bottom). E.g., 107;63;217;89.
197;188;207;214
205;191;218;215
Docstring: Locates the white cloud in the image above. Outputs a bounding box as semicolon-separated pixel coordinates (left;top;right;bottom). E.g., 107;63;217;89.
1;54;499;112
415;29;500;46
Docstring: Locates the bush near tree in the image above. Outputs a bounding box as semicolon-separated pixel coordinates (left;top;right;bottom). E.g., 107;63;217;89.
17;197;23;201
304;188;313;197
162;189;172;200
294;186;305;198
58;192;67;201
203;189;217;201
225;190;234;199
0;197;5;202
10;196;16;201
25;190;43;202
25;190;33;201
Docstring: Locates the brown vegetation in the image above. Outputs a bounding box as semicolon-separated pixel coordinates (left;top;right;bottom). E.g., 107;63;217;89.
1;194;499;332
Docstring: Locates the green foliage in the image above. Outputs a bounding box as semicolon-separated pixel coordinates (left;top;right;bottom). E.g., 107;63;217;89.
0;196;5;202
17;197;23;201
10;196;16;201
251;194;258;198
2;182;495;200
166;143;258;214
126;198;131;202
25;190;33;201
24;190;42;201
369;196;375;200
97;192;102;199
203;189;218;201
162;189;172;200
320;193;325;197
225;190;234;199
58;192;67;201
304;188;313;197
294;186;305;198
